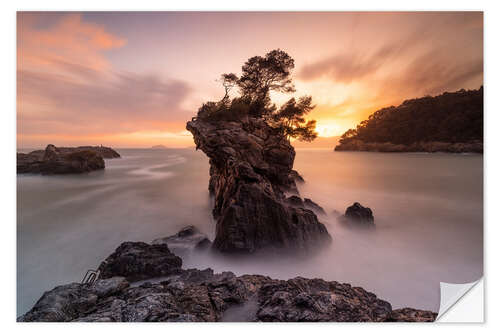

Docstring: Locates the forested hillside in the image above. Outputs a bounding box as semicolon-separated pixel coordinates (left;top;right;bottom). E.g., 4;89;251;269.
335;87;483;153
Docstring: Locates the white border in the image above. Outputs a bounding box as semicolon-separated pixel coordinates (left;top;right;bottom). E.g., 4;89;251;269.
2;0;498;331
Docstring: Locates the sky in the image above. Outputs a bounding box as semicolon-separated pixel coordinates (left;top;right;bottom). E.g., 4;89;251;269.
17;12;483;148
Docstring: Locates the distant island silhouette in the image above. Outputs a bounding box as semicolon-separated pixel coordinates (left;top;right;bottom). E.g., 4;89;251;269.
151;145;167;149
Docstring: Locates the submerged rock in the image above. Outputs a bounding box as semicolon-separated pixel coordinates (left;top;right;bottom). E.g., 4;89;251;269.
17;144;119;175
186;116;331;254
152;225;212;256
19;242;436;322
341;202;375;228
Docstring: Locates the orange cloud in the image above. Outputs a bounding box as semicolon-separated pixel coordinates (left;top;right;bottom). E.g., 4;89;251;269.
18;13;126;73
17;13;194;148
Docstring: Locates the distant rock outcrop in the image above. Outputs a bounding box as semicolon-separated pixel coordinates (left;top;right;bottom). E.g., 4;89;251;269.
186;116;331;254
17;145;120;175
17;144;108;175
340;202;375;228
151;145;167;149
18;241;436;322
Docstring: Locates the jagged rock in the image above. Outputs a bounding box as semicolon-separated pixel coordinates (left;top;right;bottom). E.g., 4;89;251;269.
387;308;437;322
341;202;375;228
285;195;304;208
152;226;212;257
186;116;331;253
304;198;327;215
19;243;436;322
256;277;392;322
285;196;326;216
289;170;304;183
98;242;182;282
16;144;120;174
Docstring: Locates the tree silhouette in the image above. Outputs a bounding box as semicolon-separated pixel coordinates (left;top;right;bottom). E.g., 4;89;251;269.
219;73;238;101
271;96;318;142
238;49;296;106
199;49;317;143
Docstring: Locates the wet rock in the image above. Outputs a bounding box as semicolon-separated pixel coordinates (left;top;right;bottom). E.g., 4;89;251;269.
256;277;392;322
19;242;436;322
285;195;304;208
17;144;112;174
98;242;182;282
186;117;331;253
289;170;304;183
152;226;212;257
341;202;375;228
388;308;437;322
90;277;129;298
304;198;327;215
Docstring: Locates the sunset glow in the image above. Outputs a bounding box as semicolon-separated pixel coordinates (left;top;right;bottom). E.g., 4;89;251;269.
17;12;483;148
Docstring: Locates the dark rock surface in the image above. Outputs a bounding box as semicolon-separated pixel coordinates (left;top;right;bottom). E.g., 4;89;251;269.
17;144;120;174
152;225;212;256
17;144;105;175
304;198;327;215
19;242;436;322
186;116;331;253
289;169;304;183
98;242;182;282
341;202;375;228
285;196;326;216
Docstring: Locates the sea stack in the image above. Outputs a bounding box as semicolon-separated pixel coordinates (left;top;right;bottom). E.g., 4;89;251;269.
186;116;332;254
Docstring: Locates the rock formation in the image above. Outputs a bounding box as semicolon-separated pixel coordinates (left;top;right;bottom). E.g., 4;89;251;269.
17;144;106;175
17;144;120;175
152;225;212;257
19;240;436;322
340;202;375;228
186;116;331;254
98;242;182;282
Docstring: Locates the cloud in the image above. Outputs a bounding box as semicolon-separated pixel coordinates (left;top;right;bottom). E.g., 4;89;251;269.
296;12;483;135
18;67;192;135
17;13;194;146
18;13;126;71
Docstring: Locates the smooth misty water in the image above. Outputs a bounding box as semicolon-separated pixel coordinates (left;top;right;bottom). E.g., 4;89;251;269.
17;148;483;316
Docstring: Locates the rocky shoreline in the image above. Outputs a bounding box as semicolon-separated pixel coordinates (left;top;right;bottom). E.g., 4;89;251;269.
17;144;120;175
18;116;438;322
18;229;437;322
334;140;483;153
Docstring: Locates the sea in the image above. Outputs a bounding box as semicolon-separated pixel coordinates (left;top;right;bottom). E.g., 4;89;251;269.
17;148;483;316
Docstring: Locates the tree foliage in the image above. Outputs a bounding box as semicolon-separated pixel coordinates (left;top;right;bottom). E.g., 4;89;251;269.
270;96;318;142
197;49;317;142
338;87;483;145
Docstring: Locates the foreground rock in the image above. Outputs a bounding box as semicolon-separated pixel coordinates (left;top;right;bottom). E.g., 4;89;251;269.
98;242;182;282
186;116;331;253
17;144;120;175
340;202;375;228
19;242;436;322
